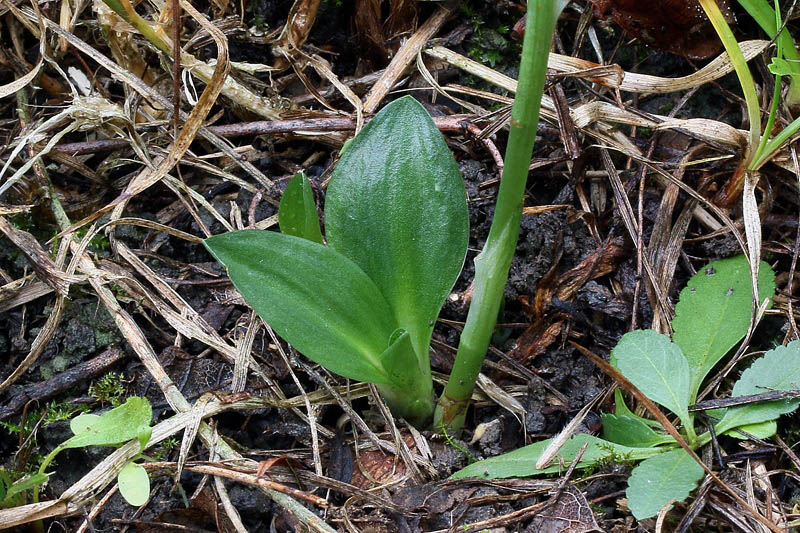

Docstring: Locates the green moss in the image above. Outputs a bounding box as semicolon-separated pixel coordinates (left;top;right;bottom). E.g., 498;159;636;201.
89;372;127;407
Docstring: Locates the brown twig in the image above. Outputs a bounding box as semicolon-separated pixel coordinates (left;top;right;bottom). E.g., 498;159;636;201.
51;115;480;155
0;347;125;420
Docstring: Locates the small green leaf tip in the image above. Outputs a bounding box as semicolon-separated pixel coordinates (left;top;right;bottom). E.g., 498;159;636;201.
278;172;323;244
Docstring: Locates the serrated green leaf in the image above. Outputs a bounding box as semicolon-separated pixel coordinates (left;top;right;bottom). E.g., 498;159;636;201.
118;461;150;506
204;230;397;384
602;413;674;448
449;434;662;479
278;172;323;244
626;448;704;520
713;341;800;434
612;330;692;431
325;96;469;369
672;256;775;401
64;397;152;449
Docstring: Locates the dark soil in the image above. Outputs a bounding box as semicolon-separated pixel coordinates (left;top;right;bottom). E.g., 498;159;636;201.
1;0;799;531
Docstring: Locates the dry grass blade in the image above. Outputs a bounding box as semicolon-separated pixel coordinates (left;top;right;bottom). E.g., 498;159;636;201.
0;278;52;312
273;0;322;66
362;0;459;114
425;45;751;149
32;15;276;197
600;149;672;321
149;461;330;508
0;56;42;99
0;236;75;393
0;217;80;296
427;40;769;95
0;395;333;529
106;0;230;220
536;386;610;469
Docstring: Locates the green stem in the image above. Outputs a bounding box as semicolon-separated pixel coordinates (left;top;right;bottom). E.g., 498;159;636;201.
753;112;800;168
32;446;64;504
751;0;786;169
736;0;800;106
433;0;567;433
699;0;762;163
102;0;171;54
377;383;433;427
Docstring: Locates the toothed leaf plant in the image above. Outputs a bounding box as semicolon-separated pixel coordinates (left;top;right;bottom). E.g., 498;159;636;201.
451;255;798;521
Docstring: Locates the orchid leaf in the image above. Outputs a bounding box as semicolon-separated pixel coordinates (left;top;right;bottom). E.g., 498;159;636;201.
278;172;323;244
204;230;398;385
325;96;469;368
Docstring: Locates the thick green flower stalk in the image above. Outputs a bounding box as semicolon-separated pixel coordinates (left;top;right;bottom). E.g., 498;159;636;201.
434;0;570;433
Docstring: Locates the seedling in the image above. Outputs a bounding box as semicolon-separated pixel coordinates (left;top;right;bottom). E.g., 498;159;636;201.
205;0;568;431
450;255;800;520
34;396;153;507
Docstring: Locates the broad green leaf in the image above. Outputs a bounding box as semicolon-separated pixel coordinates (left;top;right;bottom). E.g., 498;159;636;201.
278;172;323;244
64;397;152;449
4;473;48;500
118;461;150;506
449;434;662;479
325;96;469;365
602;413;674;448
724;420;777;440
626;448;704;520
672;256;775;401
204;230;397;384
713;341;800;434
612;330;692;430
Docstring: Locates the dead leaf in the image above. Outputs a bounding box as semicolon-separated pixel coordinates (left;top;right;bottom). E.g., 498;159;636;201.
589;0;733;60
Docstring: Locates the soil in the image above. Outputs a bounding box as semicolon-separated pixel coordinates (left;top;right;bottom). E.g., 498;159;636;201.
0;0;799;531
